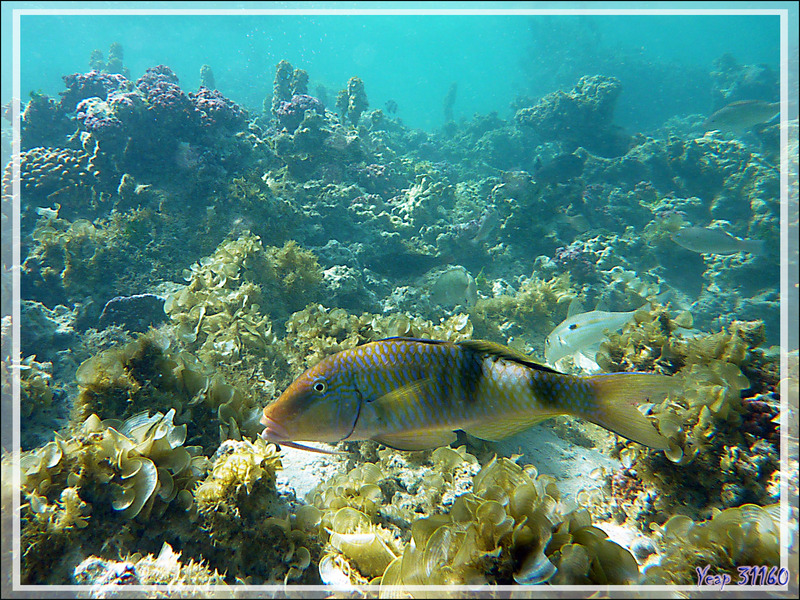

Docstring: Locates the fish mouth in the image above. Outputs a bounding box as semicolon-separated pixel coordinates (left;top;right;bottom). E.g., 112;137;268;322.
260;413;290;443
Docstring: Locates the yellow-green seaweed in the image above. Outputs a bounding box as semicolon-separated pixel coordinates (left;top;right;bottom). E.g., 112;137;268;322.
644;504;780;584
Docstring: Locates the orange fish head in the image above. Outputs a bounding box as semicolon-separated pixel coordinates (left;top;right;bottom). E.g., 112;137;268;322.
260;356;360;445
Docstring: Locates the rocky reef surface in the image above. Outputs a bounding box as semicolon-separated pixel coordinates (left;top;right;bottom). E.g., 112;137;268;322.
0;49;795;596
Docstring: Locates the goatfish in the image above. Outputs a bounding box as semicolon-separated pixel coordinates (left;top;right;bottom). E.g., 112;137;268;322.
260;337;674;454
702;100;779;134
671;226;764;256
545;308;639;369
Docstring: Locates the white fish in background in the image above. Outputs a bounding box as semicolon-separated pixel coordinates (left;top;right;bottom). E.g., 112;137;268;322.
702;100;780;134
546;300;707;372
671;226;764;255
545;305;640;371
428;266;478;308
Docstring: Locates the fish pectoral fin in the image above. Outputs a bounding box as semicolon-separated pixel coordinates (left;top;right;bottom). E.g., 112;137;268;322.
462;414;556;442
370;379;437;410
372;429;457;451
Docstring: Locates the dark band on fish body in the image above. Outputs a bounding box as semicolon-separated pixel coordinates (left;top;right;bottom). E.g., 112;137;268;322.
457;342;485;405
457;339;563;375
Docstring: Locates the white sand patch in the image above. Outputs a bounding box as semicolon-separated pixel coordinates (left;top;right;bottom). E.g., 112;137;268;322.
492;424;621;501
275;444;349;500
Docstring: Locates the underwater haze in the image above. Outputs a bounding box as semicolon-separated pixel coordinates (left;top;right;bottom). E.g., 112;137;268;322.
19;12;782;131
3;3;798;595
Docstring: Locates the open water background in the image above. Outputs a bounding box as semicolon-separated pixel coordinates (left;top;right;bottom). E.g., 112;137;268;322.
15;7;784;133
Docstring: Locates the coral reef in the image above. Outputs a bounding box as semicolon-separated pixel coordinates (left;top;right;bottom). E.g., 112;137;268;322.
199;64;215;90
516;75;629;156
19;410;207;582
710;53;779;110
190;86;249;132
97;293;168;332
282;303;473;375
72;329;265;448
18;147;99;223
337;76;369;127
163;233;321;370
308;450;644;588
594;307;780;516
276;94;326;132
469;273;575;354
74;542;225;588
10;51;787;590
190;438;321;583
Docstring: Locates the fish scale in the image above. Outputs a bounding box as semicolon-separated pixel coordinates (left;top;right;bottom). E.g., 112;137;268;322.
261;337;676;452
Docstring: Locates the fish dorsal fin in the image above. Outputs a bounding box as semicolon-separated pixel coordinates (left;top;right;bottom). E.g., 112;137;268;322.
594;299;610;312
567;298;585;317
462;415;556;442
457;340;562;374
372;429;457;451
374;336;447;345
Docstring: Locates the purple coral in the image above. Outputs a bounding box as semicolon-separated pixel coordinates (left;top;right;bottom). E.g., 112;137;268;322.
75;97;125;144
741;394;779;443
190;86;248;131
136;65;196;130
276;94;325;132
59;70;129;112
554;245;598;282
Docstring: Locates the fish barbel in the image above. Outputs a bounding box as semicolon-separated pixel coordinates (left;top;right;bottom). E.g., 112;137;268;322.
260;338;674;452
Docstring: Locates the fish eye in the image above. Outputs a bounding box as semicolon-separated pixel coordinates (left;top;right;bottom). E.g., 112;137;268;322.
312;381;327;393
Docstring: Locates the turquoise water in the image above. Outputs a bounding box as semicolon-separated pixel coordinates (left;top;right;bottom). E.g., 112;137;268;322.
18;11;782;131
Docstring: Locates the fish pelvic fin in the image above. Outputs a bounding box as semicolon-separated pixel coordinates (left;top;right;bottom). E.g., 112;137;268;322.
581;372;675;451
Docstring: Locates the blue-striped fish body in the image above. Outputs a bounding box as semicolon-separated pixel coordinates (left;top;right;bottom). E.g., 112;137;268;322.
260;338;674;451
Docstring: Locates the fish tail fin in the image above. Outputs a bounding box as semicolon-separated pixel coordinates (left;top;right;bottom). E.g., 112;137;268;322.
580;372;675;450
